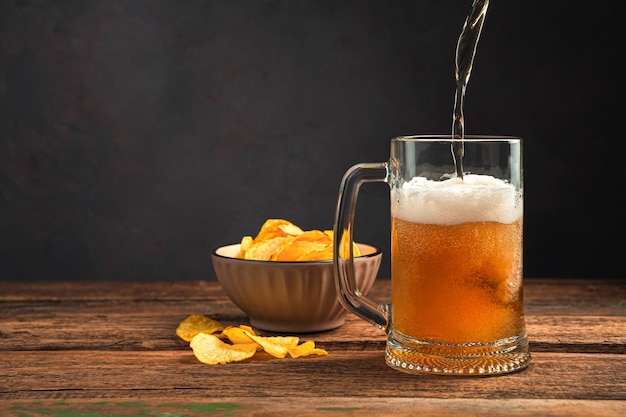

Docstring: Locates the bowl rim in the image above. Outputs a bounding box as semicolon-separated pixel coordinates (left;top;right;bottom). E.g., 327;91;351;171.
211;242;382;265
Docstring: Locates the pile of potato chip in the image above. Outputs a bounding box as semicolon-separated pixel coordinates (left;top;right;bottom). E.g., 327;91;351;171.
176;314;328;364
236;219;361;261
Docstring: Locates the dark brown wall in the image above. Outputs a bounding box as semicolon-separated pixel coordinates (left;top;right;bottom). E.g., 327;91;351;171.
1;1;623;280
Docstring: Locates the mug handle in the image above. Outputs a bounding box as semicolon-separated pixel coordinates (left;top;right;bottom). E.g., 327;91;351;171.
333;162;390;332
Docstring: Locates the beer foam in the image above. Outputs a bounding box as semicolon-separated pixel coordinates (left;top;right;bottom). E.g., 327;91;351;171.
391;174;522;225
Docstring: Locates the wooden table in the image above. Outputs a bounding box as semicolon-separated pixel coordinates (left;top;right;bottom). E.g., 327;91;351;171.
0;278;624;416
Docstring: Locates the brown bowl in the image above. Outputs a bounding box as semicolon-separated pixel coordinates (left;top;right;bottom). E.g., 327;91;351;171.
211;243;382;333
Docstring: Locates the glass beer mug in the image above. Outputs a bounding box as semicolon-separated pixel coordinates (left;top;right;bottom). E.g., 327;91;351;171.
333;135;530;375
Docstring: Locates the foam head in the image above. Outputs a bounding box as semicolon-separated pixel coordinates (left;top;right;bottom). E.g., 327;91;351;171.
391;174;523;225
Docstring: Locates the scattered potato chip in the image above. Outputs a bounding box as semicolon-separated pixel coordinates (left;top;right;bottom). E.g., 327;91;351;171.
242;330;300;359
176;314;328;364
190;333;257;364
176;314;224;342
222;326;261;349
238;324;256;334
287;340;329;358
236;219;361;261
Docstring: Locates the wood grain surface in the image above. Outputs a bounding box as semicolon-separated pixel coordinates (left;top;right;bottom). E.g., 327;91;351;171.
1;278;625;416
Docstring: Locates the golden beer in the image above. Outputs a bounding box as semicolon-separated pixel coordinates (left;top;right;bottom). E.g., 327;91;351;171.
391;217;524;345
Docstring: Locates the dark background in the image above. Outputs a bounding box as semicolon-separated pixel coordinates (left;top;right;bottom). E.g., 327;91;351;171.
1;0;623;281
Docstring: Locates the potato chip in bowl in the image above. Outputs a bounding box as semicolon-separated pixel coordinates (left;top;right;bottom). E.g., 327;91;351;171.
236;219;360;261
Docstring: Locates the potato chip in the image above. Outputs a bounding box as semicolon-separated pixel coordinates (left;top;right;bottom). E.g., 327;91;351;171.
278;223;304;236
287;340;329;358
190;333;257;364
238;324;256;334
176;315;328;365
176;314;224;342
222;326;260;348
242;236;288;260
242;330;300;358
237;219;361;261
240;236;253;252
255;219;301;242
323;229;361;257
272;230;329;261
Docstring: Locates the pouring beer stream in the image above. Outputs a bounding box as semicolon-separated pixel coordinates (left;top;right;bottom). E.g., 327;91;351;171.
452;0;489;180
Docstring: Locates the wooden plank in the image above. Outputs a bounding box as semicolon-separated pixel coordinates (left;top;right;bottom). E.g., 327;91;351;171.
524;279;626;316
0;279;624;326
0;280;227;301
1;351;624;401
1;397;625;417
1;279;624;306
0;300;624;352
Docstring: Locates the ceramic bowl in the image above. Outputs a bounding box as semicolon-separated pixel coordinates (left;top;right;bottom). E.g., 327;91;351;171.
211;243;382;333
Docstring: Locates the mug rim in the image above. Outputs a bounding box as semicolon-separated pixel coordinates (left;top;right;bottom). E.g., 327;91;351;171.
392;134;521;142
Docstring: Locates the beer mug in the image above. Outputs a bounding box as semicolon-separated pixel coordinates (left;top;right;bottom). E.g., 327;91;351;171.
333;135;530;375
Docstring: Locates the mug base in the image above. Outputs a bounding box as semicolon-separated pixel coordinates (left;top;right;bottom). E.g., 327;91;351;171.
385;331;531;376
